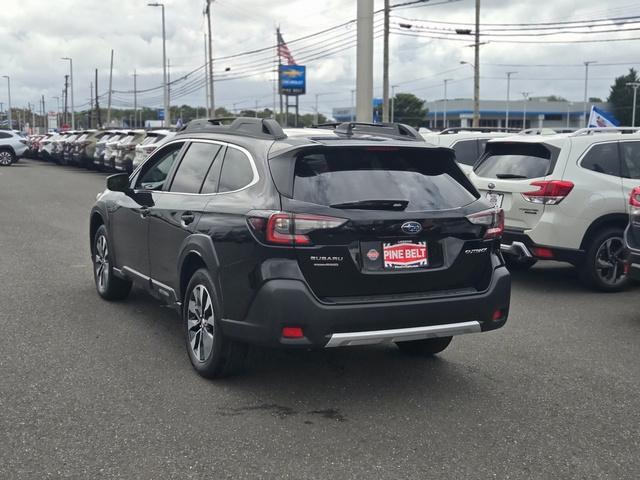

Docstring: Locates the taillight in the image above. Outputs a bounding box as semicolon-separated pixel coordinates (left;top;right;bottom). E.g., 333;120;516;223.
248;212;347;246
522;180;574;205
467;208;504;239
629;186;640;216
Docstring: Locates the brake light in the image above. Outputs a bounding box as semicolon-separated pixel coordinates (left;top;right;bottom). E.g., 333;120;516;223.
522;180;574;205
629;186;640;207
466;208;504;239
249;212;347;246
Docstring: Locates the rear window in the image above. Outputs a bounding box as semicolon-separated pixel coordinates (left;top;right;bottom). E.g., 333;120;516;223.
474;142;553;179
292;147;477;211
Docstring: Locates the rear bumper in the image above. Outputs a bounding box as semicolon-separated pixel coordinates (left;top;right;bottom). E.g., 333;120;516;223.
624;228;640;281
501;229;584;265
220;265;511;348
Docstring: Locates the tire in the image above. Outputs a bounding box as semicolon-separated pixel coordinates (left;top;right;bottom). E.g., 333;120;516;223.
579;227;629;292
92;225;132;300
396;336;452;356
0;149;15;166
504;256;537;271
183;269;247;378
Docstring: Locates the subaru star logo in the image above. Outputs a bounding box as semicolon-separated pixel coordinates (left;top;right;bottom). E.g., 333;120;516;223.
401;221;422;235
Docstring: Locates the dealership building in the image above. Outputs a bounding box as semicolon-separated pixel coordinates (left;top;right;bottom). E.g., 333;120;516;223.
332;97;614;129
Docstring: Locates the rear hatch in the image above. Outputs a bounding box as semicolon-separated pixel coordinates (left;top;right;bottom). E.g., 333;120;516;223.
470;141;560;231
265;145;500;300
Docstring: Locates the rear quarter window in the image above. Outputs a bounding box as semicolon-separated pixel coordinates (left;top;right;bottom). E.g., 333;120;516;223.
580;142;621;177
292;147;478;211
452;140;479;166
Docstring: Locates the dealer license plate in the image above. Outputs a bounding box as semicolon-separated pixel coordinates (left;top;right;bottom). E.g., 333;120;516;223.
383;241;428;269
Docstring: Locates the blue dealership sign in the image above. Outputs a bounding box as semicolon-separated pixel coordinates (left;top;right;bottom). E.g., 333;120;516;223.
157;109;165;120
279;65;306;95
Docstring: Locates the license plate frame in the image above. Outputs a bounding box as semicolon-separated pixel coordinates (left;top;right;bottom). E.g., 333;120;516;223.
485;191;504;209
383;241;428;270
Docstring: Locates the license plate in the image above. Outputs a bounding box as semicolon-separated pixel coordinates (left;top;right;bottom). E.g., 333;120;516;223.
485;191;504;209
383;241;428;269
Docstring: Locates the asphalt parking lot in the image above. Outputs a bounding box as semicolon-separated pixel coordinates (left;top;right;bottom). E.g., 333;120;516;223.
1;159;639;479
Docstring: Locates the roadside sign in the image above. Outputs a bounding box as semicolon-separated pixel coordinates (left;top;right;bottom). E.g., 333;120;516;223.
279;65;306;95
158;109;165;120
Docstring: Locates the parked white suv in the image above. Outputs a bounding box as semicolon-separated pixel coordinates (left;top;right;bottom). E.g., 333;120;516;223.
0;130;28;165
422;128;517;174
469;127;640;291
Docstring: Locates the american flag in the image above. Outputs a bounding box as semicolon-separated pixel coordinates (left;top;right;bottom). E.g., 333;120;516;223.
277;29;296;65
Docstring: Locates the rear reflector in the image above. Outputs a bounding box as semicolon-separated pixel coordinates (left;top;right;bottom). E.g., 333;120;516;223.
532;247;554;259
282;327;304;339
466;208;504;239
522;180;574;205
492;309;505;321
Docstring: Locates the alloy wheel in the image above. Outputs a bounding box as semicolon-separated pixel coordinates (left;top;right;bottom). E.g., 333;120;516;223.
0;151;12;166
94;234;110;291
594;236;626;287
187;284;215;363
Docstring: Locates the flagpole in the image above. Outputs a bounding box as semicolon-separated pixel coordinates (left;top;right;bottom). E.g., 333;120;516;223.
277;27;283;124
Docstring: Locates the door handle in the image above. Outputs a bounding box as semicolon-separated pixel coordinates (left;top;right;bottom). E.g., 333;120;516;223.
139;206;150;218
181;212;196;225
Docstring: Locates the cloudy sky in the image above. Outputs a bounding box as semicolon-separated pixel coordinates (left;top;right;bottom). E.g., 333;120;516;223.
1;0;639;118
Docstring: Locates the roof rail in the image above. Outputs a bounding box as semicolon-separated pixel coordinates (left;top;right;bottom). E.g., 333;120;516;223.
334;122;424;141
570;127;640;136
310;122;342;129
181;116;287;140
439;127;520;134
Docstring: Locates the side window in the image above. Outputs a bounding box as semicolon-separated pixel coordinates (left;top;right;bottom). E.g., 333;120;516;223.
452;140;479;166
0;132;11;139
621;141;640;179
580;143;621;177
135;142;184;190
169;142;222;193
218;147;255;193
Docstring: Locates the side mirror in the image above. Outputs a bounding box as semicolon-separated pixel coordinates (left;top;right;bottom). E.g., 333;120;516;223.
106;173;131;192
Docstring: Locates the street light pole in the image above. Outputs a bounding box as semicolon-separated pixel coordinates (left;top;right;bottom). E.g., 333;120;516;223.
2;76;11;129
443;79;452;129
521;92;531;129
391;84;398;123
61;58;74;129
505;71;517;129
583;60;596;127
627;82;640;127
148;2;169;127
205;0;215;116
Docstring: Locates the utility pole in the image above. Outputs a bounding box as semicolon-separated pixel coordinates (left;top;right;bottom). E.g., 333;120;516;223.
472;0;480;127
30;103;35;131
2;76;11;129
627;82;640;127
350;89;355;121
61;58;75;129
206;0;215;116
52;96;60;128
107;49;114;126
583;60;596;127
204;33;210;117
382;0;390;123
443;78;452;129
521;91;530;128
63;75;69;127
391;84;398;123
255;99;259;118
277;27;283;122
505;71;517;129
168;58;171;121
41;95;45;131
133;70;137;128
89;82;93;129
95;69;101;128
356;0;374;122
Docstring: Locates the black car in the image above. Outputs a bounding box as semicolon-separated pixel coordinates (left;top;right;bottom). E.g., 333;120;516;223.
624;186;640;280
89;118;511;378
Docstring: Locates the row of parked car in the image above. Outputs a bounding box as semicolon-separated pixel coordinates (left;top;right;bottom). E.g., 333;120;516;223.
23;128;176;172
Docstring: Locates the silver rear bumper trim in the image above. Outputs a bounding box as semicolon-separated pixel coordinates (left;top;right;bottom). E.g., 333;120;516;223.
325;321;481;348
500;241;532;258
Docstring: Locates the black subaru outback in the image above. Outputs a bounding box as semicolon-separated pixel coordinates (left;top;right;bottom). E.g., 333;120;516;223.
90;118;510;378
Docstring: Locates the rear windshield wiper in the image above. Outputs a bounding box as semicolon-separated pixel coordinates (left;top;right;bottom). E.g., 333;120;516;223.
329;199;409;211
495;173;528;179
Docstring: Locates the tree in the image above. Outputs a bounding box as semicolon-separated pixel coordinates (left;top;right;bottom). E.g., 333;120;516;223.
588;97;603;103
546;95;568;102
390;93;427;127
607;68;639;126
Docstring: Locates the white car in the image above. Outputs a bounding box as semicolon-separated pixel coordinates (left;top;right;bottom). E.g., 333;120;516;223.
421;128;516;174
469;127;640;291
132;130;175;171
0;130;28;165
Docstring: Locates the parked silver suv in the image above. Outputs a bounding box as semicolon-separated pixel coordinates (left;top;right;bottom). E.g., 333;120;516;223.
0;130;28;165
